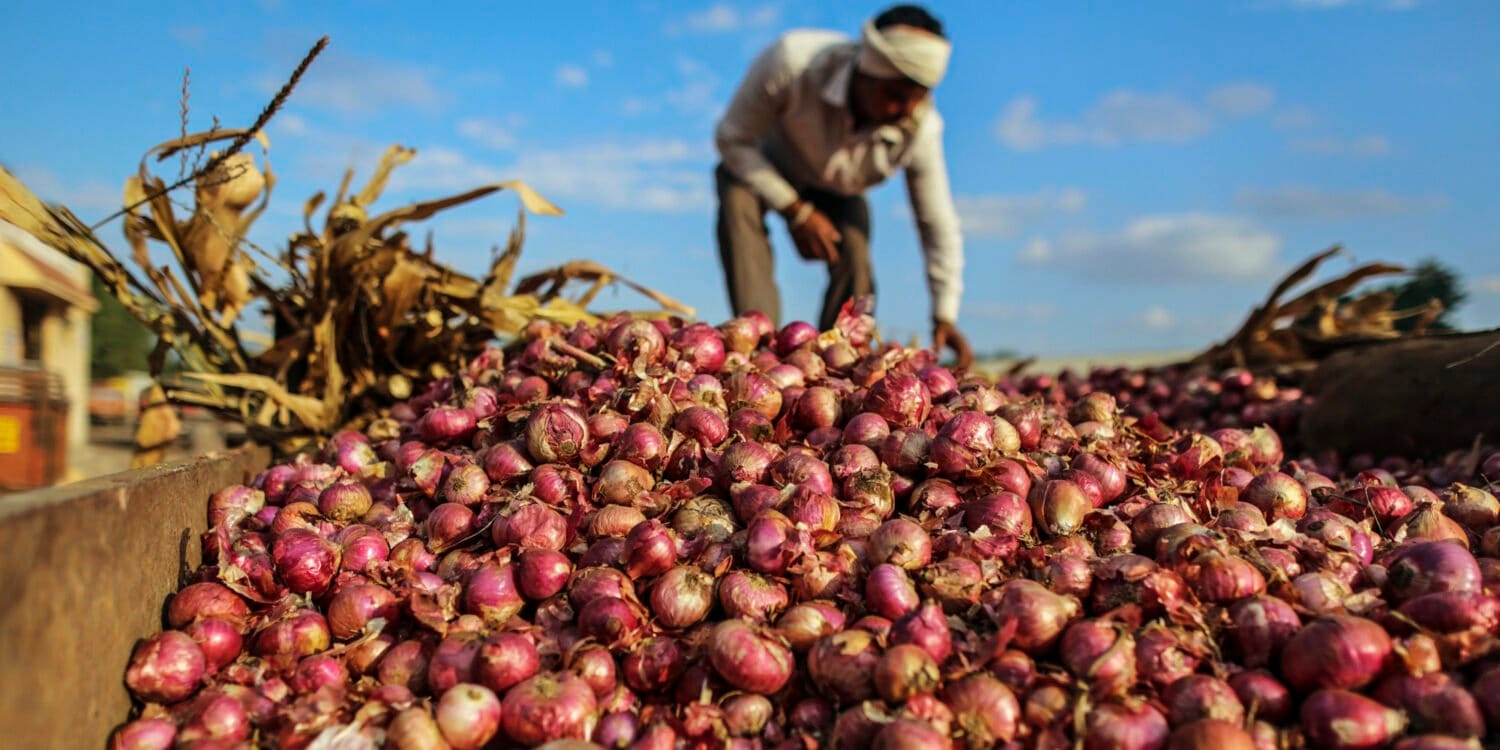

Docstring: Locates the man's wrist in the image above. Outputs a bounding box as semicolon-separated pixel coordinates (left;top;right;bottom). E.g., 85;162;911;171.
782;201;814;229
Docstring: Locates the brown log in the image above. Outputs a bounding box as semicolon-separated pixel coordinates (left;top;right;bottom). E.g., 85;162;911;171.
1299;330;1500;457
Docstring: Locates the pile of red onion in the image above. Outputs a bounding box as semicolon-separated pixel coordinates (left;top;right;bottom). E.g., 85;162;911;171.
114;303;1500;749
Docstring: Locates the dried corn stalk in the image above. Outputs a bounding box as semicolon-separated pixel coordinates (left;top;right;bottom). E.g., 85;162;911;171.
0;133;692;455
1190;246;1441;370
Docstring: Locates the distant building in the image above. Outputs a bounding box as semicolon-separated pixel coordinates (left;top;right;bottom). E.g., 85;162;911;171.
0;221;97;451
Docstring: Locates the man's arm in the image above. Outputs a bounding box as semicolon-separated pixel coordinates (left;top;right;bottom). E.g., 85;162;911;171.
904;116;964;326
714;39;801;212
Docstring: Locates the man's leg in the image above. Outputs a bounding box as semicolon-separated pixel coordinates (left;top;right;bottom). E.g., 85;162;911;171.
715;164;782;327
807;189;873;331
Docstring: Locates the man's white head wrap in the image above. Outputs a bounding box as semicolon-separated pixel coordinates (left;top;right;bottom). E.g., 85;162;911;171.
857;19;952;88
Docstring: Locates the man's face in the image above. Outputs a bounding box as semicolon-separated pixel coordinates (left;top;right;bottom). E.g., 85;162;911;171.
853;73;931;126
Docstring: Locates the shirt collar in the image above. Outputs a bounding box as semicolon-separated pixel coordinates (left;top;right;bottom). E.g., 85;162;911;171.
821;50;855;108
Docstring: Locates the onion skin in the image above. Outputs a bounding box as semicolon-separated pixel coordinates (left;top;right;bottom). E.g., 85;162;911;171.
874;643;940;703
942;673;1019;745
1281;616;1392;691
387;707;448;750
475;632;539;694
1300;689;1407;750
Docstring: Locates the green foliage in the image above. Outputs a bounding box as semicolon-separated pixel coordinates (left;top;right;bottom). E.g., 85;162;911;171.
1379;258;1467;331
89;275;152;379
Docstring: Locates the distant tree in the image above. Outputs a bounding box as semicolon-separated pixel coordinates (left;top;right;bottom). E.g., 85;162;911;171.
89;275;153;379
1379;258;1467;332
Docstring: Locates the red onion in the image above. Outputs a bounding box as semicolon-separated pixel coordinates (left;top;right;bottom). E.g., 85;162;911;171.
844;412;891;449
176;691;249;744
1241;471;1307;521
776;601;847;653
1374;673;1486;738
939;673;1019;744
525;403;589;464
622;636;685;693
435;683;502;750
1226;595;1301;668
707;619;794;694
442;462;491;505
872;717;952;750
720;441;774;487
808;629;881;703
1029;479;1091;537
425;502;475;552
984;579;1080;654
1228;669;1293;724
325;583;398;640
622;519;677;578
109;718;177;750
727;369;783;420
1301;689;1406;750
419;405;477;445
1164;674;1245;727
167;582;249;630
649;565;716;629
427;633;483;694
880;429;931;475
866;563;921;620
1184;551;1266;603
517;548;573;600
963;491;1032;536
1281;615;1392;691
125;630;205;703
378;640;432;694
1384;540;1482;602
474;632;539;693
1135;624;1203;690
585;505;647;540
290;653;347;694
464;561;523;628
673;322;727;372
791;386;842;430
183;618;241;675
865;373;932;428
1395;590;1500;634
1167;720;1254;750
578;596;644;647
567;643;618;698
1084;701;1170;750
718;569;790;621
271;528;340;595
1443;483;1499;529
889;601;952;664
874;644;940;703
746;510;799;575
385;707;447;750
1060;619;1135;696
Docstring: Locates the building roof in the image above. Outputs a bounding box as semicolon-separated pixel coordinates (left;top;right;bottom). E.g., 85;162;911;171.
0;221;97;312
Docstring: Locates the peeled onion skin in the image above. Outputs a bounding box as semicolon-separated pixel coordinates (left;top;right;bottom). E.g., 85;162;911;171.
110;309;1500;747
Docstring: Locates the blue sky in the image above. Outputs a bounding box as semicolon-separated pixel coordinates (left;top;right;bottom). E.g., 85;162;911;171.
4;0;1498;355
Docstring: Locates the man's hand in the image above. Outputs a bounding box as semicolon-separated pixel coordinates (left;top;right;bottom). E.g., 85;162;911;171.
933;319;975;370
783;200;842;264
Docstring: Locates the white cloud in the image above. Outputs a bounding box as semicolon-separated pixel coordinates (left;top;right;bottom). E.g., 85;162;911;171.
967;302;1058;322
256;53;445;115
555;64;590;88
1142;305;1174;330
1206;82;1276;116
391;140;715;214
996;84;1274;151
916;188;1086;240
1236;186;1447;220
169;25;206;48
1474;276;1500;295
593;50;614;68
1019;214;1282;284
1289;134;1391;156
274;112;308;136
1271;106;1319;130
457;117;520;150
671;3;780;34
